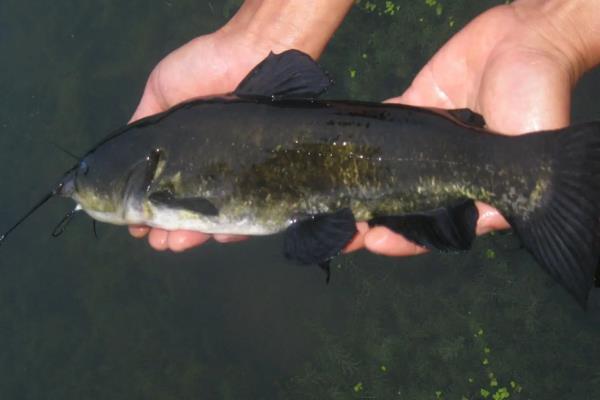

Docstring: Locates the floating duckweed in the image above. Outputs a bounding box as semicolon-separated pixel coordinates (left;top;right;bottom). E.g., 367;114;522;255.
492;387;510;400
380;364;387;372
353;382;363;393
482;358;489;365
485;249;496;259
360;0;377;12
510;381;523;393
436;3;443;15
480;388;490;398
384;1;400;15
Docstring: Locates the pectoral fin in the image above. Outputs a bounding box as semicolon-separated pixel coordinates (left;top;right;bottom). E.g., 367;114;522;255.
123;149;163;205
149;190;219;216
234;50;332;99
368;199;478;251
284;208;357;278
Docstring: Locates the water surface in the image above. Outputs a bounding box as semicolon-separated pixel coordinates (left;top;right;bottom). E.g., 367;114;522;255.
1;1;599;399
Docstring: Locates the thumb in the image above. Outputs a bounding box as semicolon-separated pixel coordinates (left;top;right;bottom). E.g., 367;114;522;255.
129;74;165;123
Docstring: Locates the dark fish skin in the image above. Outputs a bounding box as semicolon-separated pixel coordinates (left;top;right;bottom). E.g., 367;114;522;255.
74;96;554;230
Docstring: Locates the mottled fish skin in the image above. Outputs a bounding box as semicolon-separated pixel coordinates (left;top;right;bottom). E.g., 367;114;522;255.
71;96;555;234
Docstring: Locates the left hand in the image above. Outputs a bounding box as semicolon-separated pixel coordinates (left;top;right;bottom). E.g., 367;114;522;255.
346;1;584;256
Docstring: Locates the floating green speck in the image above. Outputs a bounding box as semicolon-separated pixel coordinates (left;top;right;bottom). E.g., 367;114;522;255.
384;1;396;15
510;381;523;393
492;387;510;400
353;382;363;393
436;3;443;16
480;388;490;398
363;1;377;12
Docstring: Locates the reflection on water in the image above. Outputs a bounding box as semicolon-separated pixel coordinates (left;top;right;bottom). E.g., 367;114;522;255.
1;0;599;399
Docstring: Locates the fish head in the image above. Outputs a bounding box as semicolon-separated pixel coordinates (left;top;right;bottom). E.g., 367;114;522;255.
58;144;159;225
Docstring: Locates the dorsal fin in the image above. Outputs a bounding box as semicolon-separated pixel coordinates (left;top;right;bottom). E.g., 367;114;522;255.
368;199;478;251
234;50;332;99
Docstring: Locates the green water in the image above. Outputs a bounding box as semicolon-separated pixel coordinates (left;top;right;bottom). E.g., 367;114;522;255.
1;1;599;399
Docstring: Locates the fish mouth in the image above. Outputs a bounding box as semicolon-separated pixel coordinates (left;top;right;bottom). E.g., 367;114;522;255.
54;169;77;198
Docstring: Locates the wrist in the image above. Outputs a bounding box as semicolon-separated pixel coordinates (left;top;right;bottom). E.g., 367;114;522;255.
219;0;353;59
512;0;600;82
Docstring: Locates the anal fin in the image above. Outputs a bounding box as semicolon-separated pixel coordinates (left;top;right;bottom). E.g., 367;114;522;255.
368;199;479;251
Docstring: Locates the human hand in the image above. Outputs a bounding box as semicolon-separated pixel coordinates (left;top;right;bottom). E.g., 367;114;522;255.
346;0;595;256
128;0;353;251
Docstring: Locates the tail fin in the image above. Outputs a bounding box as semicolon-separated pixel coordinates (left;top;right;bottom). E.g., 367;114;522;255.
510;122;600;308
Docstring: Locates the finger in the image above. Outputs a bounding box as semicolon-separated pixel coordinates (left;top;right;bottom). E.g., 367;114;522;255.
129;225;150;238
385;65;457;109
129;74;166;123
148;228;170;251
167;230;211;252
343;222;370;253
475;201;510;234
364;226;429;257
213;234;248;243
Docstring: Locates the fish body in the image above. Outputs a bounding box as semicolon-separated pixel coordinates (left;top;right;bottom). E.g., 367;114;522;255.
71;97;550;235
3;50;600;306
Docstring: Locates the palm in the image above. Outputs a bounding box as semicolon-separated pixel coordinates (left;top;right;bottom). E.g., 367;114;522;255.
398;5;571;131
131;32;274;121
